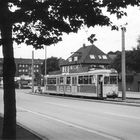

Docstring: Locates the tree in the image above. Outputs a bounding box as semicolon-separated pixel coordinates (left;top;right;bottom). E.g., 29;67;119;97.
87;34;97;44
41;57;60;75
110;52;121;73
0;0;140;139
129;49;140;73
111;49;140;73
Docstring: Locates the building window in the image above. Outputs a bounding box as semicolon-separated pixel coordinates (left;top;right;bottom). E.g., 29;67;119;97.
62;67;64;72
69;57;72;62
102;55;107;59
64;66;66;72
98;55;102;59
67;66;69;73
90;55;95;59
74;56;78;61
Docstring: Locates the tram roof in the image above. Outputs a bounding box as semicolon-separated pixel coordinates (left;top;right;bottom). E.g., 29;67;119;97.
45;69;117;77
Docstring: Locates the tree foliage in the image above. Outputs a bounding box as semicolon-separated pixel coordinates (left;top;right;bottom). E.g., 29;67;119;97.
2;0;140;48
41;57;60;75
111;49;140;73
87;34;97;44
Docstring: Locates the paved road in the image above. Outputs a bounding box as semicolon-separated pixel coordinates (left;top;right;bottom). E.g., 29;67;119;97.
1;89;140;140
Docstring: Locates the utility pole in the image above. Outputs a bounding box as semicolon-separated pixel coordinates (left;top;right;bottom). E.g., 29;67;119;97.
45;46;47;75
121;27;126;100
32;50;34;93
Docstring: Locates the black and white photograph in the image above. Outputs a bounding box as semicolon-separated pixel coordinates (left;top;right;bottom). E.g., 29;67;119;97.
0;0;140;140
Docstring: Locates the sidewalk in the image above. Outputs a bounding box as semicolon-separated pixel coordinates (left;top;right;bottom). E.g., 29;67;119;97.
118;91;140;98
0;116;42;140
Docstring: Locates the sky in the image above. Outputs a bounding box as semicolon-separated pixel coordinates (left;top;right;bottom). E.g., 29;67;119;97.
0;6;140;60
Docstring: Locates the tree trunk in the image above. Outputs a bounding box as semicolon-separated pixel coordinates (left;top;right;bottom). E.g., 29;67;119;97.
1;17;16;140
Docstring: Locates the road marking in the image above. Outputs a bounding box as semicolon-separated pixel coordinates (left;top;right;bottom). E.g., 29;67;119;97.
45;102;140;120
104;112;140;120
45;102;73;108
18;107;122;140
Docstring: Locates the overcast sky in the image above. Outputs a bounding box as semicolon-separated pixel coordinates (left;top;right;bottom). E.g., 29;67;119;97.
0;6;140;60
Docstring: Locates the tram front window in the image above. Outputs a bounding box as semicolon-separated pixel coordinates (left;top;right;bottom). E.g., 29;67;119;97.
104;76;109;84
110;76;117;84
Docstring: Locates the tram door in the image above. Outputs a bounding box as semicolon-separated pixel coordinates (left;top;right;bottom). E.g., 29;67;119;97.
72;76;77;94
97;75;103;98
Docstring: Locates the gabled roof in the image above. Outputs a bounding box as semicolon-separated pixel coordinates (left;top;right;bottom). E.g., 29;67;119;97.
60;44;111;66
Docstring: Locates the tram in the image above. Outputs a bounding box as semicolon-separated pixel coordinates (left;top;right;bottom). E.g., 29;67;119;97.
44;69;119;98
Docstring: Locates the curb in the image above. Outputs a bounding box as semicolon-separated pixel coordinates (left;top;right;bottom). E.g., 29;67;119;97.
28;92;140;107
16;121;48;140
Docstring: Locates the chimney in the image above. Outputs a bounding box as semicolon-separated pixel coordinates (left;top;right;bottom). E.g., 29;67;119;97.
83;43;86;48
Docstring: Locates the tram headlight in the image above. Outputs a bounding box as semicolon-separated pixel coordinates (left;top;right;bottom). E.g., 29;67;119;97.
107;90;118;98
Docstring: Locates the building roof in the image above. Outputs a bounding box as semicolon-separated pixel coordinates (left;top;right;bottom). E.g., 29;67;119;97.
60;44;111;66
0;58;44;65
15;58;43;65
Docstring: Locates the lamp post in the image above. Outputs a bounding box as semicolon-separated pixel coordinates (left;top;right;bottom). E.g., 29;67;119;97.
121;27;126;100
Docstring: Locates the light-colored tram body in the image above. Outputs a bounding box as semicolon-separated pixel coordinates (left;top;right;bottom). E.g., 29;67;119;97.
44;69;119;98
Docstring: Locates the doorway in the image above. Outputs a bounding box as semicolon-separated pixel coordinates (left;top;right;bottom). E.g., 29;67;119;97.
97;75;103;98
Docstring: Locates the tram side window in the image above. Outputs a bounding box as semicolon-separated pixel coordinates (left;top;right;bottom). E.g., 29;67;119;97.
84;76;88;84
110;76;117;84
47;78;56;84
79;75;95;84
89;75;96;84
75;77;77;85
66;77;71;84
60;77;64;84
89;75;93;84
72;77;77;85
57;77;59;84
78;76;83;84
53;78;56;84
104;76;109;84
